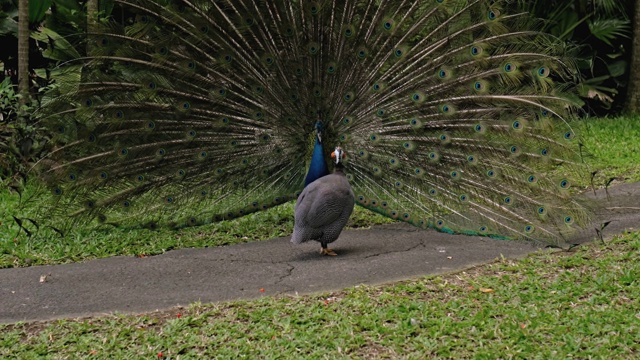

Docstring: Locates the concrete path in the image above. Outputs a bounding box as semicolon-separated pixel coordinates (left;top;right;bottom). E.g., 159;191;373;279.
1;182;638;324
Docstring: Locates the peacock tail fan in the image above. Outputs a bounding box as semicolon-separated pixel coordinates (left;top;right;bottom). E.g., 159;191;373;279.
31;0;591;245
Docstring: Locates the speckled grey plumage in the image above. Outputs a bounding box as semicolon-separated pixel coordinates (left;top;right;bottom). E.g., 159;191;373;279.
291;172;355;247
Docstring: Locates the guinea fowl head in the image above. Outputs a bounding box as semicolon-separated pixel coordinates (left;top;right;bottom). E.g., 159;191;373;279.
330;146;347;170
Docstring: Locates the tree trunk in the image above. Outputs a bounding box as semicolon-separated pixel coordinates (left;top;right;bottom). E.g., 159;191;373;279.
17;0;30;106
625;0;640;113
86;0;99;55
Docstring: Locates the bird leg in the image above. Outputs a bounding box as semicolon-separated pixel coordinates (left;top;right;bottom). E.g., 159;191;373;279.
320;243;337;256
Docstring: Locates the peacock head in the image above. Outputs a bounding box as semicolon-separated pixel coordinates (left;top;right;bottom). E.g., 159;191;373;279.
331;146;346;165
314;121;324;143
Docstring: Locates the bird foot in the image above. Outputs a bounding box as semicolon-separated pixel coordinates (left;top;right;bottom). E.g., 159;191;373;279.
320;247;338;256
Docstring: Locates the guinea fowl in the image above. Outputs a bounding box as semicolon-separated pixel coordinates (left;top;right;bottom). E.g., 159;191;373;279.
292;142;355;256
30;0;590;251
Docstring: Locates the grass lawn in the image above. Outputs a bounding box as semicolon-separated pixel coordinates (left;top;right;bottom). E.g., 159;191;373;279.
581;115;640;185
1;230;638;358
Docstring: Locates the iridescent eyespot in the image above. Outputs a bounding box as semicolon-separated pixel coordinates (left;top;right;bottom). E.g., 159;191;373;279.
512;121;522;130
537;67;548;77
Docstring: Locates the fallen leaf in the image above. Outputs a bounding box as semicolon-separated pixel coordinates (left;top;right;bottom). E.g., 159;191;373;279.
259;288;265;293
479;288;494;293
89;350;97;355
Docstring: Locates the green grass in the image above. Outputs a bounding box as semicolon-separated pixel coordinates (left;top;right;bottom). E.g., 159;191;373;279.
1;231;638;358
2;115;640;268
0;192;393;268
580;115;640;185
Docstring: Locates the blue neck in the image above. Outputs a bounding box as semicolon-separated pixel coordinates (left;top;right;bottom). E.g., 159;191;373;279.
304;137;330;187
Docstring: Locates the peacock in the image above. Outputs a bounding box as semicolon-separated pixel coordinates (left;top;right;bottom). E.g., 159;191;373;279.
30;0;591;253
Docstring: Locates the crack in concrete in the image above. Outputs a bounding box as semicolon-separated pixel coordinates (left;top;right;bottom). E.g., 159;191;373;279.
274;262;295;285
363;240;426;259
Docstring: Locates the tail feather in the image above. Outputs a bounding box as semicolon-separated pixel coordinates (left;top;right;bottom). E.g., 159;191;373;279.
30;0;590;244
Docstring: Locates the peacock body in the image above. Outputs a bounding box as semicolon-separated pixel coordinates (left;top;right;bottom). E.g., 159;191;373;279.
33;0;590;249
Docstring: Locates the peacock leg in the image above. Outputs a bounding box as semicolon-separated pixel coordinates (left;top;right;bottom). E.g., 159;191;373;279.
320;243;338;256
